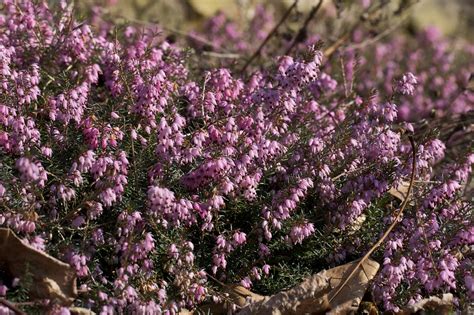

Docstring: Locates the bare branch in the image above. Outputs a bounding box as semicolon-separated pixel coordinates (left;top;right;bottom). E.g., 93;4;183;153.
240;0;299;73
284;0;323;56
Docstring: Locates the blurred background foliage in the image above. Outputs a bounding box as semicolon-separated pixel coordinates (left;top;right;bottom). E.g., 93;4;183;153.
84;0;473;41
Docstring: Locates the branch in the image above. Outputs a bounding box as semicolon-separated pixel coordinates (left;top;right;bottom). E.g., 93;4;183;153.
284;0;323;56
328;136;417;303
240;0;299;73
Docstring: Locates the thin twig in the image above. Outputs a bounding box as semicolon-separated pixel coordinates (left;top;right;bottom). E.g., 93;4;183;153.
348;16;407;50
240;0;299;73
284;0;323;56
323;32;350;59
323;0;388;60
161;26;227;52
328;136;417;303
324;0;417;60
201;51;242;59
117;16;230;53
0;298;26;315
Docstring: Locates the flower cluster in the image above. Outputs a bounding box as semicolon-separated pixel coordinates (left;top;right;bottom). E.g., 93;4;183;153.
0;1;472;314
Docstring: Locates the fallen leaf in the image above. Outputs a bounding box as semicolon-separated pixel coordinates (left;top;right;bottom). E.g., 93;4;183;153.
325;259;380;315
199;285;265;315
358;301;379;315
395;294;453;315
0;228;77;305
229;284;266;307
388;181;411;203
238;273;330;315
70;307;96;315
347;214;367;235
202;259;379;315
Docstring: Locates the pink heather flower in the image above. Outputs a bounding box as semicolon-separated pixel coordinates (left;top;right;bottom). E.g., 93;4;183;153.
169;244;179;259
15;157;47;187
0;1;471;312
465;275;474;294
86;201;103;220
98;291;108;301
71;216;86;228
143;233;155;251
0;285;7;296
251;267;261;280
240;276;252;288
396;72;418;95
259;243;270;257
381;102;398;122
131;129;138;140
41;146;52;157
193;285;206;301
262;264;270;275
29;235;46;251
233;231;247;245
99;188;117;207
68;252;89;277
289;222;315;245
360;0;371;8
403;122;414;133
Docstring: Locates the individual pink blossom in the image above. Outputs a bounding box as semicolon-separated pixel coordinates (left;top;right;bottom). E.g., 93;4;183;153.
396;73;418;96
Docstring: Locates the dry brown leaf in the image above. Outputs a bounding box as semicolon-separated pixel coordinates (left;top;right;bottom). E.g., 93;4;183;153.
326;259;380;315
70;307;96;315
0;228;77;305
347;214;367;235
395;294;453;315
230;284;266;307
388;181;412;203
198;284;265;315
196;259;379;315
358;301;379;315
238;273;330;315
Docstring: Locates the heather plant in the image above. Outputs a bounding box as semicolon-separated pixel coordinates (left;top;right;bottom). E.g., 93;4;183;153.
352;27;474;121
0;0;472;314
192;3;473;122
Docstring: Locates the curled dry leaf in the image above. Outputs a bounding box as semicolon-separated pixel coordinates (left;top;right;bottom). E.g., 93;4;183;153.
388;181;413;205
70;307;96;315
325;259;379;315
395;293;453;315
198;284;265;315
238;273;330;315
199;258;379;315
0;228;77;305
